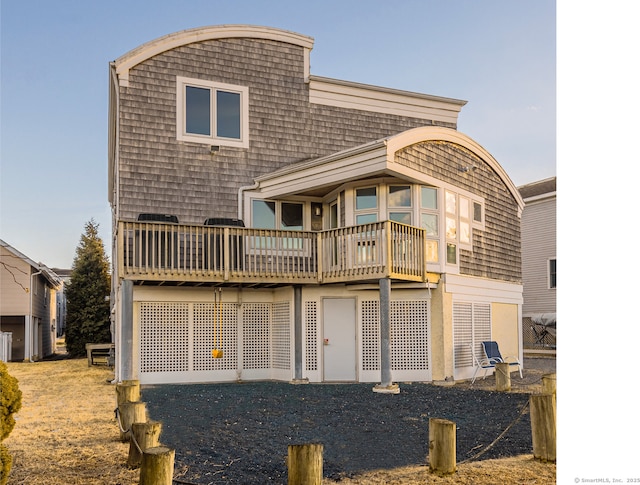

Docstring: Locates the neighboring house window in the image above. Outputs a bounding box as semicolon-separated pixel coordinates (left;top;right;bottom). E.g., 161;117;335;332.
355;187;378;224
388;185;412;224
420;186;439;263
176;76;249;148
549;258;557;289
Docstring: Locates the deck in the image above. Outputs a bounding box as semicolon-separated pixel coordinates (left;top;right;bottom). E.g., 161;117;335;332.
117;220;430;286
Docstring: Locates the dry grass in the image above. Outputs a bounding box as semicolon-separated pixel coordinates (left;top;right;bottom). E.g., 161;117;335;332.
3;358;555;484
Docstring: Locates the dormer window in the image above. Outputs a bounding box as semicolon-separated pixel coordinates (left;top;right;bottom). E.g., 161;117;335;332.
176;76;249;148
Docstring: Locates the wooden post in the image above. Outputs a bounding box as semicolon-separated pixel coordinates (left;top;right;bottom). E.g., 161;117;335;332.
116;381;140;407
530;393;556;462
118;401;147;442
428;418;456;475
128;420;162;469
495;362;511;392
287;443;323;485
139;446;175;485
542;373;556;395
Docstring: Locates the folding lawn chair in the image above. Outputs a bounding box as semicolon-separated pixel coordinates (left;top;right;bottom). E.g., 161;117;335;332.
471;340;523;384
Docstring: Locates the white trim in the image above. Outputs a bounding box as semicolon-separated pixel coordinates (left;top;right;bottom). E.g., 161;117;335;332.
115;25;314;87
309;76;466;124
443;273;523;304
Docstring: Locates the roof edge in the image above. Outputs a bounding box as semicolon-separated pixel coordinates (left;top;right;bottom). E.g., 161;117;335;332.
114;25;315;86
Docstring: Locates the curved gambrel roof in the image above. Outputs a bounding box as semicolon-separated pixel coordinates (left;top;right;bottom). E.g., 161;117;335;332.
386;127;524;213
113;25;315;87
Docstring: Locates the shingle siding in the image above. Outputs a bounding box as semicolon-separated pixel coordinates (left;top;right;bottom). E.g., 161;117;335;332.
116;37;455;223
396;141;521;283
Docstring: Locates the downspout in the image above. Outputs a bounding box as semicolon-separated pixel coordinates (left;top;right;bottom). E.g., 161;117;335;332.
28;268;43;362
237;180;260;221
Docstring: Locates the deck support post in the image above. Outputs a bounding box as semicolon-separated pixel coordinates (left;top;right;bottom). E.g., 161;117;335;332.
291;285;307;383
120;279;134;381
373;277;399;394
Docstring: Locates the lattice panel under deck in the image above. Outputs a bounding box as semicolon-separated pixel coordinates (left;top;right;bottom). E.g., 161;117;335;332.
193;303;237;370
305;302;318;371
140;302;189;373
361;300;380;371
272;302;291;370
390;300;430;370
242;303;271;370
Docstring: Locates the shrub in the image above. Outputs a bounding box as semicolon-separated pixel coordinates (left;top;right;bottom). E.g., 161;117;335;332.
0;362;22;485
0;444;11;485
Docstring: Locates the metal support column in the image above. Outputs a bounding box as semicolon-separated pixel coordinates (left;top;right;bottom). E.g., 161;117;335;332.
374;277;399;393
120;279;134;381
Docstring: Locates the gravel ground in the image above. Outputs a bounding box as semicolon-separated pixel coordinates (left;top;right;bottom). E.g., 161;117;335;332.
142;357;555;484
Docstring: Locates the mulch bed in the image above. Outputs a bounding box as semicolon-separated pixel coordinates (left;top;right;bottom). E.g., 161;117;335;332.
143;381;533;484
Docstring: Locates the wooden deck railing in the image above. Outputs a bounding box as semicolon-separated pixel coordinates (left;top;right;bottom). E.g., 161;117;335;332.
117;220;427;284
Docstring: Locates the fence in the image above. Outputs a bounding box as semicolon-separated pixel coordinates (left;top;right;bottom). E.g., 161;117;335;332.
523;317;556;349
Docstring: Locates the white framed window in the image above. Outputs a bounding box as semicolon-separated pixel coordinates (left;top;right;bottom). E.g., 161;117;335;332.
176;76;249;148
459;195;472;249
445;190;458;265
420;186;439;263
388;185;412;225
548;258;557;289
251;199;305;250
355;186;378;225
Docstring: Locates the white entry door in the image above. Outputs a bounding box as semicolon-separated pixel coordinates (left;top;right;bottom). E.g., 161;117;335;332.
322;298;357;381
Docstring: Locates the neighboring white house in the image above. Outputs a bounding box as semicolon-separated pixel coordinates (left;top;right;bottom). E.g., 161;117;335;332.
0;239;62;361
518;177;556;348
108;25;525;387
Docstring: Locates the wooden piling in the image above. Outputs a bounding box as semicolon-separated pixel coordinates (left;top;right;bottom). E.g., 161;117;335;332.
287;443;323;485
139;446;175;485
128;420;162;469
495;362;511;392
116;380;140;407
428;418;456;475
542;373;556;395
118;401;147;442
530;393;556;462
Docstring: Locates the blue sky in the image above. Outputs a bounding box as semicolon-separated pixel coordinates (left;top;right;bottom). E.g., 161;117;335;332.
1;0;556;268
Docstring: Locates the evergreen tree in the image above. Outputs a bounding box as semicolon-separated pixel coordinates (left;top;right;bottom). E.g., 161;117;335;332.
65;219;111;357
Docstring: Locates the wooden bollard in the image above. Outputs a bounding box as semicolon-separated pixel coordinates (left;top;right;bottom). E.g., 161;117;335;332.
118;401;147;442
116;381;140;407
287;443;323;485
139;446;175;485
128;420;162;468
428;418;456;475
542;373;556;395
495;362;511;391
530;393;556;462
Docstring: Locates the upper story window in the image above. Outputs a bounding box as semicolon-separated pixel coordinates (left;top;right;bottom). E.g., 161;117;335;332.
355;187;378;224
420;186;439;263
176;76;249;148
252;200;304;250
388;185;412;225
